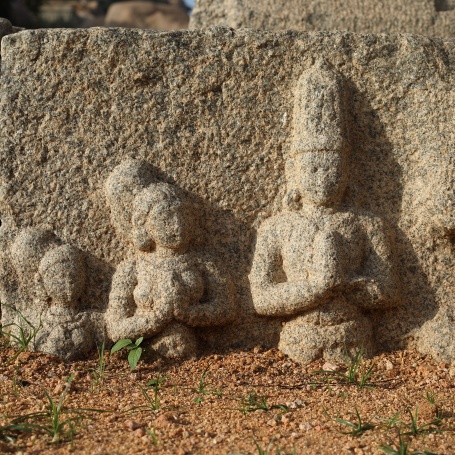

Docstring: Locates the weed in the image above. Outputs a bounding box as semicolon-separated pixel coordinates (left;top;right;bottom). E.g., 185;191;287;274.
144;377;166;411
333;407;375;436
127;377;166;413
8;375;106;443
240;393;288;415
403;406;442;436
192;364;222;403
145;427;158;445
313;345;375;388
197;364;212;395
0;305;41;364
425;391;436;405
380;412;402;430
254;438;275;455
111;337;144;370
379;431;437;455
92;340;107;384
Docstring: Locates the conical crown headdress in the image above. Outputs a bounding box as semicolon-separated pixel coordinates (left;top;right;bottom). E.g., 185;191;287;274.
290;61;347;156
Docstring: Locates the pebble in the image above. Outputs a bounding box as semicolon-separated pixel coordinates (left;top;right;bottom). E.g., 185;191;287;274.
299;422;313;431
322;361;341;372
384;359;394;370
133;428;145;437
125;420;140;431
53;383;64;394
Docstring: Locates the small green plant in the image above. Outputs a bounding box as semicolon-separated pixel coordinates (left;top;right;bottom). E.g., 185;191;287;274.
403;406;442;436
379;431;437;455
0;305;41;364
425;391;436;405
110;337;144;370
333;407;375;436
192;364;222;403
313;345;375;388
144;377;166;411
127;377;166;413
240;393;288;415
380;411;402;430
145;427;158;445
197;364;212;394
345;346;375;387
8;375;106;443
91;340;107;385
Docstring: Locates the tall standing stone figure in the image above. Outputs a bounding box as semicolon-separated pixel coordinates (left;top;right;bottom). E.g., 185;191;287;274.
249;62;400;364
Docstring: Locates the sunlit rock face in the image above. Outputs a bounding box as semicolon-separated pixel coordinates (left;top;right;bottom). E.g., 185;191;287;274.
0;27;454;362
190;0;455;37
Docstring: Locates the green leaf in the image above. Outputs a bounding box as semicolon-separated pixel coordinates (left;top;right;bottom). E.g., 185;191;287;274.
135;337;144;347
110;339;133;354
128;347;142;370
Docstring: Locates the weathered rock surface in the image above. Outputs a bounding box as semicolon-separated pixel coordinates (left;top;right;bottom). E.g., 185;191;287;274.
190;0;455;37
0;27;454;362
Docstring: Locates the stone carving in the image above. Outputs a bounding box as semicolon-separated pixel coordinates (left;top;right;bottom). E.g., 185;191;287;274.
1;28;453;361
104;160;236;358
3;228;98;359
249;63;400;364
190;0;455;37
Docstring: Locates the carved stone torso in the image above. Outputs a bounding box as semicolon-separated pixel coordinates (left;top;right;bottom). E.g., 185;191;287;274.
273;209;367;284
134;253;205;315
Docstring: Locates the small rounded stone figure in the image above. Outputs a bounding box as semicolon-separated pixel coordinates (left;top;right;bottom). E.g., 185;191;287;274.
8;228;96;359
249;63;399;364
105;160;235;358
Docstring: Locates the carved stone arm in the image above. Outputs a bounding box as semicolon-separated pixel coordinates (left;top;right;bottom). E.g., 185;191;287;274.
346;218;400;309
106;259;173;341
249;226;331;318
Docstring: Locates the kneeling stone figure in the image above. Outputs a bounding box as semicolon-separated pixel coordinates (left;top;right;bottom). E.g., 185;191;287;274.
104;159;236;358
249;62;400;364
6;228;97;359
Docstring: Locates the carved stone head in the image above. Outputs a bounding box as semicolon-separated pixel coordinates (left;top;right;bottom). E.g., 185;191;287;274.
38;245;86;307
104;158;155;243
286;151;348;207
132;182;194;252
286;61;349;208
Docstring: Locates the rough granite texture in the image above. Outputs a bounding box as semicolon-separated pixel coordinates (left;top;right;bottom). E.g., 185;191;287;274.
190;0;455;37
0;27;454;362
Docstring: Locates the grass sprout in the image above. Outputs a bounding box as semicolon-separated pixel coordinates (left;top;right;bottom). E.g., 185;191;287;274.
0;304;42;364
192;364;222;404
379;430;437;455
240;393;288;415
8;375;107;443
91;340;107;386
333;407;375;436
313;345;375;388
145;427;158;445
403;406;442;436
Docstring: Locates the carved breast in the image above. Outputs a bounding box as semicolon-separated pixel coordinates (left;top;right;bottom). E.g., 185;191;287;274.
281;211;366;283
134;255;204;313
